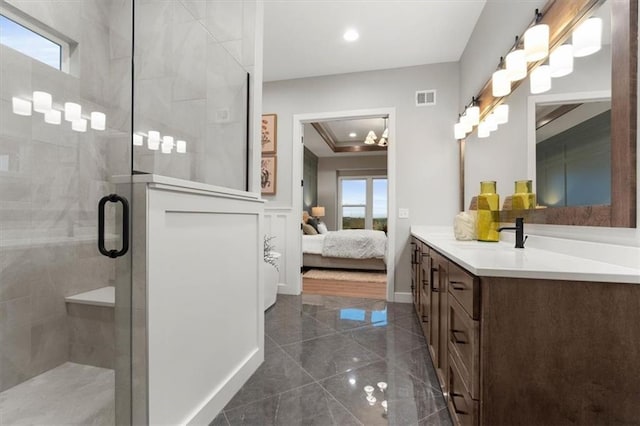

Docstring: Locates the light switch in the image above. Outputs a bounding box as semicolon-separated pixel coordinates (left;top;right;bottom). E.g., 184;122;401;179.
398;208;409;219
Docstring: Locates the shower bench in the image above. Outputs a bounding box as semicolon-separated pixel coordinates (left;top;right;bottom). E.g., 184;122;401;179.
65;286;115;369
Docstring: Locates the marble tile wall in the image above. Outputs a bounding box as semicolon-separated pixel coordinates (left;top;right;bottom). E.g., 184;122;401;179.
133;0;256;191
0;0;132;392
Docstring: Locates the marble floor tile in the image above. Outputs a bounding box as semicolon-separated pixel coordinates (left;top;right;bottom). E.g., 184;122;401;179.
223;342;315;410
266;313;336;346
281;333;382;381
0;362;114;425
224;383;361;426
346;323;427;358
392;312;427;337
319;361;447;426
209;411;230;426
305;303;393;332
301;294;373;314
388;347;440;392
414;407;454;426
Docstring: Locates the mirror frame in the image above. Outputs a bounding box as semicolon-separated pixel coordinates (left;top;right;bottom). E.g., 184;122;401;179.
461;0;637;227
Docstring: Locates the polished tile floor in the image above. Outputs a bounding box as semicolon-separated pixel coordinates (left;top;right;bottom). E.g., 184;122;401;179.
211;294;452;426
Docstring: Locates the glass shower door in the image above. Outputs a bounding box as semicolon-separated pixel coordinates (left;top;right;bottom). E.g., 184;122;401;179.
0;0;133;424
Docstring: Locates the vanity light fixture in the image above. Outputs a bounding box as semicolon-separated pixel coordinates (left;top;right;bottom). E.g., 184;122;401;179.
44;109;62;125
466;97;480;126
64;102;82;122
176;140;187;153
485;113;498;132
32;91;52;113
549;44;574;77
494;104;509;124
459;113;473;133
530;64;551;94
71;118;87;132
506;37;527;81
133;134;144;146
90;112;106;130
524;9;549;62
477;121;491;138
572;17;602;57
492;58;511;97
12;97;32;116
161;135;174;154
454;121;466;140
148;130;160;150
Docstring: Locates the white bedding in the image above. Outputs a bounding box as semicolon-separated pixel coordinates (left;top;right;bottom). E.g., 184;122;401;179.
302;234;325;254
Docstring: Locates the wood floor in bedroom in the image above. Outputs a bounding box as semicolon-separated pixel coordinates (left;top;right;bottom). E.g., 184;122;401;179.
302;269;387;299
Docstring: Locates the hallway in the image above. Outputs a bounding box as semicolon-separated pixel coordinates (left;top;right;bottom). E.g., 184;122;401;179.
212;295;452;425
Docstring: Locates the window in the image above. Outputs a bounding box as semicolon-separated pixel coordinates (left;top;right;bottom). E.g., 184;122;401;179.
0;10;69;71
339;176;388;231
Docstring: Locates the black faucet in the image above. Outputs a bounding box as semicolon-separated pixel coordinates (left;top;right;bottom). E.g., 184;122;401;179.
498;217;527;248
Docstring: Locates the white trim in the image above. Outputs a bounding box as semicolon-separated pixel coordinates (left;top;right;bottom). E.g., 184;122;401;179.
527;90;611;191
292;107;397;301
393;292;413;304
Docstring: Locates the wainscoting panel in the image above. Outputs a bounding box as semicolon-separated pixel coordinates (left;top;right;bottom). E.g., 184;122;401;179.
264;208;301;295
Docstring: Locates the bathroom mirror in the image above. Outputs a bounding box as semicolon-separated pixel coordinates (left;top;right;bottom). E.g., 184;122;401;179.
468;0;636;227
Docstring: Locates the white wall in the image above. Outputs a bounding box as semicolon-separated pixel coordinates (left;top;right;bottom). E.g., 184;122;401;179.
459;1;640;246
317;155;387;231
263;63;460;293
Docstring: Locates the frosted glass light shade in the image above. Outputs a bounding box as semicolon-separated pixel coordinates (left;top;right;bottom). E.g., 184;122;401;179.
550;44;574;77
148;138;160;150
12;97;32;116
148;130;160;143
530;65;552;94
460;114;473;133
72;119;87;132
161;142;172;154
524;24;549;61
454;122;466;139
573;17;602;57
478;121;491;138
494;104;509;124
506;49;527;81
176;140;187;153
492;69;511;97
44;109;61;124
133;134;144;146
90;112;106;130
466;105;480;126
33;91;52;113
485;114;498;131
162;135;174;147
64;102;81;122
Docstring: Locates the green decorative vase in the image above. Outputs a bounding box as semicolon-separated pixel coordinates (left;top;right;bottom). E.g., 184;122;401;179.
477;181;500;242
512;179;536;210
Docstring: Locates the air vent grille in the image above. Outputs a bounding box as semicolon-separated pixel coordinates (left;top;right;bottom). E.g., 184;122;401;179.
416;89;436;106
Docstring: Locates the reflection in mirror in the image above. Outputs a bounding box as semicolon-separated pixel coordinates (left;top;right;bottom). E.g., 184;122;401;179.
536;99;611;207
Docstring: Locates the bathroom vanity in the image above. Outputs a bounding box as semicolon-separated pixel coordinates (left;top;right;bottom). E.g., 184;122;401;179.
410;226;640;426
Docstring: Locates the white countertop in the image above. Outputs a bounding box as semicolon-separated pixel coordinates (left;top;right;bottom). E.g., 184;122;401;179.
411;226;640;284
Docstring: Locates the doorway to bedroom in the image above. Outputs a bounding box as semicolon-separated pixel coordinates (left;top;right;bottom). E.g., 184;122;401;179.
299;114;391;299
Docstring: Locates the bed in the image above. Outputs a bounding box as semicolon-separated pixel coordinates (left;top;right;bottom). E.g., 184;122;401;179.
302;229;387;271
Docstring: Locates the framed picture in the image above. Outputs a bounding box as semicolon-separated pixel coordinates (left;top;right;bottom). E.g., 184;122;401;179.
261;155;277;195
261;114;277;154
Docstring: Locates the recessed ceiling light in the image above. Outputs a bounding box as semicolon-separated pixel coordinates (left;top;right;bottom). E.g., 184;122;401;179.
349;132;357;138
343;29;359;42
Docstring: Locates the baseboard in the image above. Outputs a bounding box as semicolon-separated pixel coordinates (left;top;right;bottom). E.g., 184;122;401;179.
393;292;413;303
277;282;299;295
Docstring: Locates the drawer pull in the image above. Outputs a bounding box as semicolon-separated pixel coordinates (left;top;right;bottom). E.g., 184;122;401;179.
451;329;467;344
450;392;469;415
450;281;466;291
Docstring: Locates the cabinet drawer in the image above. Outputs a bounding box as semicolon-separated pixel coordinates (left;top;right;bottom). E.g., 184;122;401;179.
448;295;479;399
447;354;478;426
448;261;480;320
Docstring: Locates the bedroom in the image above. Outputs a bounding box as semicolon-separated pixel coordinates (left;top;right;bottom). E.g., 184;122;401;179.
300;116;389;299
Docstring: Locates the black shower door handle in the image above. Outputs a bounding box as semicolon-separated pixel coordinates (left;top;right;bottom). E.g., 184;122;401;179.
98;194;129;258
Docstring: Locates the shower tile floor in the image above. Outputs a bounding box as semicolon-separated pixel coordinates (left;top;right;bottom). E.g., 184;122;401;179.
212;294;452;426
0;362;114;425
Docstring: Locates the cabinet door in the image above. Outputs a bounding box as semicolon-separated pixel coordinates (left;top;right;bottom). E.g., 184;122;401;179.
429;250;449;393
410;239;420;315
420;245;431;323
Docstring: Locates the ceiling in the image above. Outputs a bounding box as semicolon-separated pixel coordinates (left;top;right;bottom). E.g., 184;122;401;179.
304;117;388;157
263;0;487;82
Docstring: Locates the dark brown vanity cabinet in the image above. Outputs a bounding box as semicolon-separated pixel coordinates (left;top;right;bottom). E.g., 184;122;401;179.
410;239;421;318
410;236;640;426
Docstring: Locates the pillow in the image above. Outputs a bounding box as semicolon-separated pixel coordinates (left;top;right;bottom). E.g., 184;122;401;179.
307;217;320;233
317;222;328;234
302;211;310;223
302;224;318;235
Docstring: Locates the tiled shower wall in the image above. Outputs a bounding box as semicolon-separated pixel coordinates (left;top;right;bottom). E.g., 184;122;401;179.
133;0;256;191
0;0;131;391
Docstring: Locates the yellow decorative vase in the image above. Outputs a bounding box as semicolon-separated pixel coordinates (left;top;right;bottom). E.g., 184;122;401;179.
512;179;536;210
477;181;500;242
